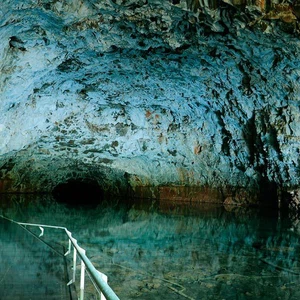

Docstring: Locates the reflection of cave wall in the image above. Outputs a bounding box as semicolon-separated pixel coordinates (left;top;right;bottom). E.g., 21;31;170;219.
0;0;300;206
0;217;68;299
2;197;300;299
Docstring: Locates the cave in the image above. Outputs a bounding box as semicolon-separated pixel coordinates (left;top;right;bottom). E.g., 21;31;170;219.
1;0;300;298
52;178;105;207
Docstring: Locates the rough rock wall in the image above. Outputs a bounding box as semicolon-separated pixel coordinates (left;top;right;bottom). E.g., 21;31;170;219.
0;0;300;205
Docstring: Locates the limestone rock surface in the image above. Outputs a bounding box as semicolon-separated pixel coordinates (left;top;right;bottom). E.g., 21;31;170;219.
0;0;300;204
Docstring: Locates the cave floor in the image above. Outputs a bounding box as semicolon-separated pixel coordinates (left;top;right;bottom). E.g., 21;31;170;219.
1;195;300;300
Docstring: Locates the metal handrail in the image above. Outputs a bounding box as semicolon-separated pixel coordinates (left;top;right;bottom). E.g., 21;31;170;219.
0;215;120;300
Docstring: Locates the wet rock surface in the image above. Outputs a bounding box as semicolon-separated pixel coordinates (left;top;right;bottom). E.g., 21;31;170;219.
0;0;300;205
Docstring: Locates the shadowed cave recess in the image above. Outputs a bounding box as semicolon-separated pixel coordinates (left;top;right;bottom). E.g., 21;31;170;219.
52;179;105;206
0;0;300;211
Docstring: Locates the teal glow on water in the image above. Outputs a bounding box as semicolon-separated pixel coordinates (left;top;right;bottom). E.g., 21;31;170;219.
1;194;300;299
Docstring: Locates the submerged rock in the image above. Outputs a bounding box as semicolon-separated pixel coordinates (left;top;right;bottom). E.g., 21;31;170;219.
0;0;300;206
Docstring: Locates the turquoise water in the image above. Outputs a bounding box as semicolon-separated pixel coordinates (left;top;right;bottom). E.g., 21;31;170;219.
1;194;300;299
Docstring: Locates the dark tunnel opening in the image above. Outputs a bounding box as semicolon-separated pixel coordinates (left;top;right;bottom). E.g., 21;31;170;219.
52;179;104;207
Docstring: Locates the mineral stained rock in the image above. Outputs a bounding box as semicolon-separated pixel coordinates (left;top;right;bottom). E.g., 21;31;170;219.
0;0;300;205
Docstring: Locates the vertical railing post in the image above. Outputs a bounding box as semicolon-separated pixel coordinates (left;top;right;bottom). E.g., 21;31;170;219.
73;247;77;284
67;242;77;286
80;249;86;300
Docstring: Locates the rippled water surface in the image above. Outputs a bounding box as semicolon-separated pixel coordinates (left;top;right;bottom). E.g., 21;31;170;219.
1;195;300;299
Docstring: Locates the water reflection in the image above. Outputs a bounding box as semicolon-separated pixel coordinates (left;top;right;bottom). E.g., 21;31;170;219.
0;203;69;300
1;194;300;299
